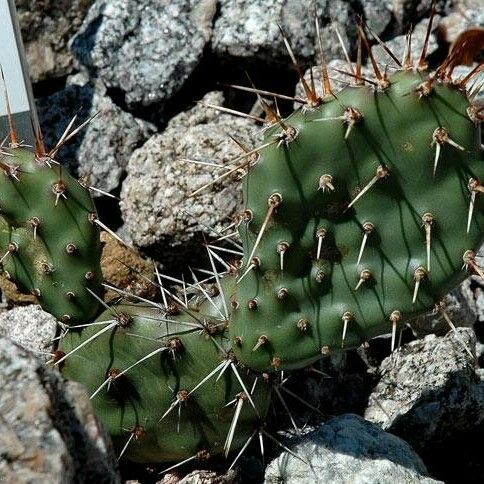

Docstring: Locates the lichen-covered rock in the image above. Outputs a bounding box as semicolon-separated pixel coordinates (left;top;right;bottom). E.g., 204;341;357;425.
16;0;93;82
71;0;217;108
0;337;120;483
120;91;260;267
36;81;153;195
264;414;440;483
365;328;484;450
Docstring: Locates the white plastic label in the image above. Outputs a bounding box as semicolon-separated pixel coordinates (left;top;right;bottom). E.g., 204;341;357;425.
0;0;30;115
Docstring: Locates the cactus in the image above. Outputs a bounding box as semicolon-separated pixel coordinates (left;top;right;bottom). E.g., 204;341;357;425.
0;140;103;325
58;293;272;464
221;30;484;371
0;8;480;473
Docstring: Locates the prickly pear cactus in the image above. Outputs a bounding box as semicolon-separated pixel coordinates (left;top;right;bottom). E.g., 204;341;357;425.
0;145;103;324
58;298;271;463
228;67;483;372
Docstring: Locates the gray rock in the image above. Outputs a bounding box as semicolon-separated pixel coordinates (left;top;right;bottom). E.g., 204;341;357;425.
159;469;237;484
212;0;288;59
477;342;484;364
476;286;484;323
372;17;440;68
212;0;355;63
0;337;120;483
439;0;484;44
120;91;261;265
71;0;216;108
365;328;484;450
264;414;440;483
16;0;93;82
409;282;477;336
460;246;484;321
462;277;484;322
36;81;152;194
0;305;57;354
280;349;375;424
391;0;444;28
363;1;393;37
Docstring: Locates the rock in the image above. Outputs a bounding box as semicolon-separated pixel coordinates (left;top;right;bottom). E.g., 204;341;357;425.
71;0;217;108
476;285;484;323
16;0;93;82
212;0;285;59
439;0;484;44
36;81;152;194
0;337;120;483
460;276;484;323
364;328;484;450
159;469;238;484
363;0;393;37
212;0;356;63
264;414;440;483
179;470;236;484
0;305;57;353
279;349;376;426
372;17;440;68
100;231;157;302
409;282;477;336
462;246;484;322
0;275;37;306
391;0;443;28
120;91;261;267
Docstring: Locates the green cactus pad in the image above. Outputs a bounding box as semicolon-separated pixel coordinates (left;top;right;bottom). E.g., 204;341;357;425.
0;146;102;324
59;300;272;464
229;70;483;371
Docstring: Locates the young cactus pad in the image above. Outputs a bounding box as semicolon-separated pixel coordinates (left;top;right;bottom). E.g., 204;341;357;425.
227;66;483;372
58;301;272;464
0;144;103;324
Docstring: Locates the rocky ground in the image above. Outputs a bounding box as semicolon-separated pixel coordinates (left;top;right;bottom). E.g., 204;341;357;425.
1;0;483;482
